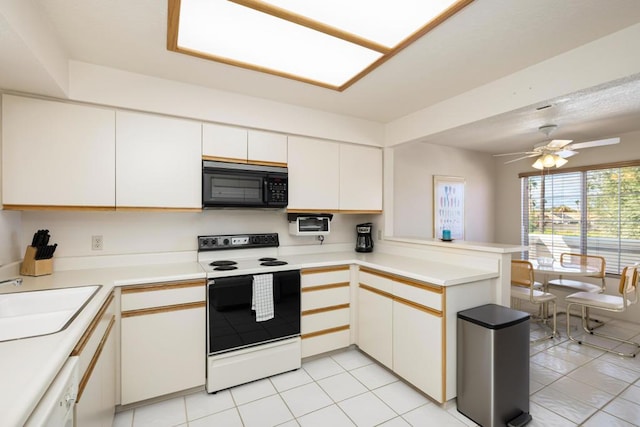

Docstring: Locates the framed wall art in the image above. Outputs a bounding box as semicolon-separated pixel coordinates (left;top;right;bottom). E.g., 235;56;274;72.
433;175;465;240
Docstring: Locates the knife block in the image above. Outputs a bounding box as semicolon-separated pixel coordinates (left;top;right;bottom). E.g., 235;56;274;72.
20;246;53;276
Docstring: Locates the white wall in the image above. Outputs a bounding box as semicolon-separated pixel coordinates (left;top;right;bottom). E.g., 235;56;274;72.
391;141;495;242
0;211;21;265
19;210;372;259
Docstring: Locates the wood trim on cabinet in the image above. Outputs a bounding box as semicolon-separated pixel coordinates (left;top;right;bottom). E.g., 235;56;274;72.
121;301;206;318
121;280;205;294
115;206;202;212
338;210;383;214
166;0;180;50
286;209;342;214
301;282;349;292
202;155;248;164
2;204;115;211
77;315;115;402
247;159;287;168
442;287;447;401
359;283;394;300
302;265;350;275
301;324;350;340
302;303;350;316
72;292;114;356
360;267;442;294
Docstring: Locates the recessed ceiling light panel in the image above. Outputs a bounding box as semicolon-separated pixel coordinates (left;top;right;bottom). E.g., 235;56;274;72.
168;0;473;90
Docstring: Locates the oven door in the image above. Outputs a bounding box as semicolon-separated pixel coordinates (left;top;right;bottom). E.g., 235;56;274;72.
207;270;301;355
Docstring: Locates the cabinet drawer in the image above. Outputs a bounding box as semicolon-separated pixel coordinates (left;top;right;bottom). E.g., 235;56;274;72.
121;280;205;312
393;279;442;312
301;266;350;288
302;329;350;358
301;286;349;311
302;306;350;334
359;269;394;294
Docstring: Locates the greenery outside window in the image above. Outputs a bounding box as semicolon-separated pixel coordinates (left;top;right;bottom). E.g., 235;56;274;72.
520;161;640;275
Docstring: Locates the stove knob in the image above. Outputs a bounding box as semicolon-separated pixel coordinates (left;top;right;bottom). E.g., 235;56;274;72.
223;238;230;246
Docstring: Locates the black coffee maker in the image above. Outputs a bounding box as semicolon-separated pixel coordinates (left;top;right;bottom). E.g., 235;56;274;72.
355;222;374;252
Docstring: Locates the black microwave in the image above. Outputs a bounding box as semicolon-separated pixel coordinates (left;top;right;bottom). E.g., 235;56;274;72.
202;161;288;208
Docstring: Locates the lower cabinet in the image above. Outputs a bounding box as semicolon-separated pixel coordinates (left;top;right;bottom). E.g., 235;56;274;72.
300;266;351;358
74;292;116;427
358;267;446;403
120;280;206;405
357;282;393;369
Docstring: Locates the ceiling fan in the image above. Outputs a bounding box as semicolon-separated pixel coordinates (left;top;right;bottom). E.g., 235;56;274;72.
494;125;620;169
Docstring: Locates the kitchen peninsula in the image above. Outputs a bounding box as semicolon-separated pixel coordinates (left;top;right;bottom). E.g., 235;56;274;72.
0;238;520;426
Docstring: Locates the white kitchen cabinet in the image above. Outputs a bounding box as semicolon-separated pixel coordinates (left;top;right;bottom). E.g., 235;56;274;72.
74;292;116;427
339;144;382;212
248;130;287;166
116;111;202;210
287;136;340;211
357;269;393;368
301;266;351;358
1;94;115;209
120;280;205;405
202;125;287;166
202;123;247;163
393;300;443;402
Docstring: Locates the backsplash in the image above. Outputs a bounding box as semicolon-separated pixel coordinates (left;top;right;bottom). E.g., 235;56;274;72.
20;210;374;259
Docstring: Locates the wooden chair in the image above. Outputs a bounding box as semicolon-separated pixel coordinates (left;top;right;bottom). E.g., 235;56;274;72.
511;260;557;343
566;265;640;357
548;253;606;328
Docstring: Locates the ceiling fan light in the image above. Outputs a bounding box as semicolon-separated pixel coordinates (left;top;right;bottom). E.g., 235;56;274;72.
532;158;544;170
554;156;568;167
542;154;556;168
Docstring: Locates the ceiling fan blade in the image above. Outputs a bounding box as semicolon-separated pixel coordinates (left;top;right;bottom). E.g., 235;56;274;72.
546;139;573;149
567;137;620;150
557;150;578;159
503;154;539;164
493;151;536;157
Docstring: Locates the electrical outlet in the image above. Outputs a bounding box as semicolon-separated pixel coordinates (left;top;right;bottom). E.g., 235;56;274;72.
377;229;383;240
91;235;103;250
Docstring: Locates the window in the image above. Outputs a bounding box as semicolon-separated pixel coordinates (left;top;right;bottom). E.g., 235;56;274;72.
521;162;640;274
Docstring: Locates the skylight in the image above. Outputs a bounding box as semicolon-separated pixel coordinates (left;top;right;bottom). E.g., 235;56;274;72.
167;0;473;91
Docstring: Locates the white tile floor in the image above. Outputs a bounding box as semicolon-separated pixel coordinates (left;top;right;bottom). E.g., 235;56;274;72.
113;317;640;427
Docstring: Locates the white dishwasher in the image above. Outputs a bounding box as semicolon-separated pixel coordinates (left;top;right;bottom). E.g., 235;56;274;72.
25;356;79;427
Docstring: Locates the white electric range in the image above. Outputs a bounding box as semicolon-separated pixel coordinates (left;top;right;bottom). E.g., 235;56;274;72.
198;233;302;393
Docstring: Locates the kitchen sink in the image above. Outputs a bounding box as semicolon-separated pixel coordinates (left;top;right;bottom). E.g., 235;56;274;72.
0;285;101;342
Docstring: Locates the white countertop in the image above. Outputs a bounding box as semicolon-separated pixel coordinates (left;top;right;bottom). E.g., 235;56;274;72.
0;249;499;426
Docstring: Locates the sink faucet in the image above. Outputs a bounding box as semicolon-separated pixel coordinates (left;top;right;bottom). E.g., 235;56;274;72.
0;278;23;287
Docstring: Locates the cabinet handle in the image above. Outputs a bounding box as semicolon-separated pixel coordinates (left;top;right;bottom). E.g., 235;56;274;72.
121;301;205;318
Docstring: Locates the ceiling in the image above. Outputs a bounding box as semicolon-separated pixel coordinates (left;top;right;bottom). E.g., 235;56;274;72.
3;0;640;154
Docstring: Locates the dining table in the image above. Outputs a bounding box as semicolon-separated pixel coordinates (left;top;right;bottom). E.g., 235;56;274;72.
528;258;601;324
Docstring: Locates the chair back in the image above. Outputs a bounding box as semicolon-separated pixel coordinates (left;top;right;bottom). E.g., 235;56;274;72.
619;266;639;308
559;253;606;279
511;260;535;289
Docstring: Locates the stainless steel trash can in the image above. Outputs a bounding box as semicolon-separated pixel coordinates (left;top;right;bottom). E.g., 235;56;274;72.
457;304;532;427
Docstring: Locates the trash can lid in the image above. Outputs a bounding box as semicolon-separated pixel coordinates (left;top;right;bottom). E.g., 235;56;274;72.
457;303;530;330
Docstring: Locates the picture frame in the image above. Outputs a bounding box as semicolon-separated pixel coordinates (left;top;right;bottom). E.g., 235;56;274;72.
433;175;465;240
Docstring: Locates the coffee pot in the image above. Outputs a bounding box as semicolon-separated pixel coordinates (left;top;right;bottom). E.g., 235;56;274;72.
355;223;374;252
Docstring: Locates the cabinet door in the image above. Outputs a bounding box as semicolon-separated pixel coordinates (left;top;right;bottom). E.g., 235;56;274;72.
116;111;201;209
357;286;393;368
339;144;382;212
120;306;205;404
248;130;287;166
1;95;115;207
287;136;340;211
393;301;443;402
202;123;247;163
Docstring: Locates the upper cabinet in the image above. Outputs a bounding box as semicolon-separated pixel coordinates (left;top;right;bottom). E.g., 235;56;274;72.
287;136;382;213
203;124;287;166
339;144;382;213
287;136;340;212
2;95;116;209
116;111;202;210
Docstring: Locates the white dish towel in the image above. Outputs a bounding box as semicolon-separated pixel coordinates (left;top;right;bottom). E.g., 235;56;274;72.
252;274;274;322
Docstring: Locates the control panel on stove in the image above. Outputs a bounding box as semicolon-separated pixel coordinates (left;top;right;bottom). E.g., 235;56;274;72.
198;233;279;251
